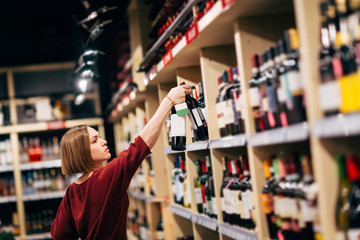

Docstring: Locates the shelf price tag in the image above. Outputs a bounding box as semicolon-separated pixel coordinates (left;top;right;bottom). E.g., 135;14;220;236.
185;22;199;45
221;0;236;9
47;120;66;130
162;50;173;67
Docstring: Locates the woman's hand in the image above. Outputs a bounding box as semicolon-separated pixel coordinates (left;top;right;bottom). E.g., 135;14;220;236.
166;84;192;105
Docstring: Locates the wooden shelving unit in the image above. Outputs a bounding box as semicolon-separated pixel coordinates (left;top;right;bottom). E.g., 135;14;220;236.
0;62;104;240
110;0;356;240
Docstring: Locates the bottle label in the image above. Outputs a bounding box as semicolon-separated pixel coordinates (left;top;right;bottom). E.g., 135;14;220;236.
207;197;213;215
175;103;189;116
288;198;298;219
187;112;198;130
339;73;359;113
300;200;315;222
191;109;203;127
262;193;271;214
224;99;235;125
195;187;203;204
170;114;186;137
216;102;225;128
277;84;287;103
201;107;208;123
347;229;360;240
155;231;165;240
318;81;342;111
223;188;233;214
262;97;270;112
241;191;250;219
212;196;217;216
249;87;260;107
336;231;346;240
266;85;278;113
232;190;241;215
288;70;303;94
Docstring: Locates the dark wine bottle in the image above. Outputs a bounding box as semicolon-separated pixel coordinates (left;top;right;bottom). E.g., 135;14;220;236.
170;106;186;151
346;155;360;240
249;54;262;132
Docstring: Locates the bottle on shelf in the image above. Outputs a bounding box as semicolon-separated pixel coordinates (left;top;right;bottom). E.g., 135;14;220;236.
231;67;245;134
345;155;360;239
155;213;165;240
183;157;191;209
249;54;262;132
220;156;230;223
172;155;184;205
194;159;204;214
216;76;227;137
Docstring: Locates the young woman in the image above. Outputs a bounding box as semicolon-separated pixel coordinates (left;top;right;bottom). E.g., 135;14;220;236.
51;84;191;239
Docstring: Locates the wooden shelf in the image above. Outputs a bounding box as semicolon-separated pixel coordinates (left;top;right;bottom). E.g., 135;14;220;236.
109;91;147;122
209;134;246;149
170;204;192;220
191;213;218;232
313;113;360;138
19;159;61;171
128;190;156;202
22;191;66;202
15;232;52;240
248;122;309;147
0;195;16;204
164;140;209;154
144;0;293;87
0;164;14;173
218;223;258;240
0;118;103;134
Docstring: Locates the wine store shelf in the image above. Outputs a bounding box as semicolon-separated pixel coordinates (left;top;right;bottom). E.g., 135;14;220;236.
15;232;52;240
164;140;209;154
0;118;103;134
128;190;156;202
313;113;360;138
20;159;61;171
22;191;66;202
248;122;309;147
0;165;14;173
218;223;258;240
190;213;218;232
0;195;16;204
209;134;246;149
170;204;192;220
144;0;293;87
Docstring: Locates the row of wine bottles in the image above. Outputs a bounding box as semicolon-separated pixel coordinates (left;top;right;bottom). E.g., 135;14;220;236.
20;136;60;163
170;82;208;151
130;157;156;196
220;156;255;229
335;155;360;240
318;0;360;116
22;168;70;195
216;67;245;137
0;139;12;166
128;207;165;240
261;154;321;240
248;28;306;133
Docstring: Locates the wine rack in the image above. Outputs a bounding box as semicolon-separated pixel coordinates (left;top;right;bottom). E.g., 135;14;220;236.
107;0;360;239
0;62;104;239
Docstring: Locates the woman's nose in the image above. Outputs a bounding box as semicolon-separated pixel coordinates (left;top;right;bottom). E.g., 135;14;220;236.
101;138;107;145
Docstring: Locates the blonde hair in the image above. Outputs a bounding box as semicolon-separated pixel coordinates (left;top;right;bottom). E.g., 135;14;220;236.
61;125;98;175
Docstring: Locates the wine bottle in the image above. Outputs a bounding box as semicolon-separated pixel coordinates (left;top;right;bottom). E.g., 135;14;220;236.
198;82;208;123
194;159;204;214
205;155;214;218
172;156;182;204
241;156;255;230
336;155;350;239
200;159;208;215
249;54;262;132
220;156;230;223
216;76;228;137
258;51;271;130
346;155;360;240
262;158;277;239
170;106;186;151
155;214;165;240
318;2;341;116
266;47;282;129
232;67;245;133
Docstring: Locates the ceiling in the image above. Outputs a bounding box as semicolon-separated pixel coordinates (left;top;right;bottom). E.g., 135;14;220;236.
0;0;132;112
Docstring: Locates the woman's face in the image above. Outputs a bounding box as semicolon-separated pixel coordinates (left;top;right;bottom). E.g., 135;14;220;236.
87;127;111;164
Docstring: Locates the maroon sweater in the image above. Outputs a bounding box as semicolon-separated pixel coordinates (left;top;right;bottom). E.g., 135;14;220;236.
51;136;151;240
